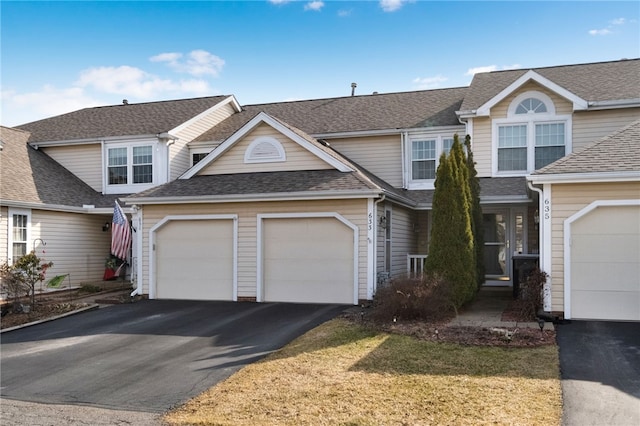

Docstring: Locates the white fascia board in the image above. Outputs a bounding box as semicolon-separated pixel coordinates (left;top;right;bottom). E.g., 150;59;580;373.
29;134;161;148
312;125;465;140
181;112;353;179
123;190;381;205
587;98;640;110
528;171;640;184
169;95;242;135
475;70;588;117
0;200;131;214
480;195;532;204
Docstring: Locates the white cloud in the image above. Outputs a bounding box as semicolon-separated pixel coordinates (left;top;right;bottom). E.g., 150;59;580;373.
304;1;324;11
610;18;626;25
380;0;410;12
412;75;448;90
589;28;612;36
465;64;521;76
338;9;353;17
150;50;225;77
268;0;292;4
1;86;102;126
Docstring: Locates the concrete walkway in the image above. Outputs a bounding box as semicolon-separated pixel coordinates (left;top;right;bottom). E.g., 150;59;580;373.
449;286;554;330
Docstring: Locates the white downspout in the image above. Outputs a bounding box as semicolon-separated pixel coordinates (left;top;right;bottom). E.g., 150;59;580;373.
527;180;551;312
372;195;386;295
130;204;142;297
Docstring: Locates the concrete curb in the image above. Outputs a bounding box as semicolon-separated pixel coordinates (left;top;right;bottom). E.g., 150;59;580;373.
0;304;100;334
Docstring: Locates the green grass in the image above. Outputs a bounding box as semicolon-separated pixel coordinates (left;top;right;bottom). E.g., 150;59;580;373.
164;319;561;426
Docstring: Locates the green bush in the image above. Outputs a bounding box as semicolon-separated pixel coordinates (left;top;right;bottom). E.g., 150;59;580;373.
370;274;455;322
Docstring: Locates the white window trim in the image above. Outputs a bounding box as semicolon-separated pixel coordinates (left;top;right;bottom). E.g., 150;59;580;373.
7;208;31;265
103;140;158;194
492;92;572;176
244;136;286;164
405;133;457;189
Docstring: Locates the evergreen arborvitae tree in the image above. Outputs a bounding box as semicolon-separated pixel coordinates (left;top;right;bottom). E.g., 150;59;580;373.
465;134;485;289
425;147;476;308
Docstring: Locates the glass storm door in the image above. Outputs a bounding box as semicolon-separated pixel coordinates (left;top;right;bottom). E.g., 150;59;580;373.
483;211;510;284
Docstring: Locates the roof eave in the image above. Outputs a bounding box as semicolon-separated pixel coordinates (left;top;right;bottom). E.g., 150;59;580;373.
28;133;165;148
528;171;640;184
122;190;381;206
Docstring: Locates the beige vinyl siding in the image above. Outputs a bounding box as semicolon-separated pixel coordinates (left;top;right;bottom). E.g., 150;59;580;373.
199;123;332;175
549;182;640;312
30;210;112;283
42;144;103;192
390;205;418;277
572;108;640;152
140;198;369;300
0;206;7;261
170;102;238;180
471;117;492;177
328;135;403;187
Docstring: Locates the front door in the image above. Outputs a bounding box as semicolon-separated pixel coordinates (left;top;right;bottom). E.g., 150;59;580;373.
483;211;510;285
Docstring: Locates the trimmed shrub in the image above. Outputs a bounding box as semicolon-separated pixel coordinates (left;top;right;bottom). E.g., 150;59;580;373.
513;268;547;321
465;135;485;289
370;274;454;322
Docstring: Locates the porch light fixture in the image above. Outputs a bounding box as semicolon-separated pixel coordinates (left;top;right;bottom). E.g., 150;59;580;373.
534;209;540;224
379;215;388;229
102;222;111;232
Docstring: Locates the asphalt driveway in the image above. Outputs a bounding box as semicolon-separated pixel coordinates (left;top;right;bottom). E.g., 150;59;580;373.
0;300;345;413
556;320;640;426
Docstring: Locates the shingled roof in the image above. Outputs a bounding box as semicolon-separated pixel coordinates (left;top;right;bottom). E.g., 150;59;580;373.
461;59;640;112
17;96;230;144
195;87;467;142
0;126;117;208
533;119;640;176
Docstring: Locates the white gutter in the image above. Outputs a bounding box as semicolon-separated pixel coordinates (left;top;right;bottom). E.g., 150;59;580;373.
372;194;386;294
123;190;381;205
527;180;551;312
587;98;640;110
529;171;640;184
29;133;166;148
0;200;131;214
311;124;464;140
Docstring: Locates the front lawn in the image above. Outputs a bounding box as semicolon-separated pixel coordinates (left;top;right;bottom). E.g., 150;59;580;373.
164;319;561;425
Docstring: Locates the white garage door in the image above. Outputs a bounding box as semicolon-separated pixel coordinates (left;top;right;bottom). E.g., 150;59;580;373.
570;205;640;321
263;217;355;304
155;219;234;300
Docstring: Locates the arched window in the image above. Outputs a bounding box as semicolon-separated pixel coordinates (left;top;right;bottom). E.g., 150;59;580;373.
515;97;547;114
244;137;286;163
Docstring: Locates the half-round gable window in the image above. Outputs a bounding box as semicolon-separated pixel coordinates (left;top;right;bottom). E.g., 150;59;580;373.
507;91;555;117
244;136;286;163
515;98;547;114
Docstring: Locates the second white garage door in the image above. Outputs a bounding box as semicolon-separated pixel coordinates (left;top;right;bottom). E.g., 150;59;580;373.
262;217;356;304
570;204;640;321
155;218;235;300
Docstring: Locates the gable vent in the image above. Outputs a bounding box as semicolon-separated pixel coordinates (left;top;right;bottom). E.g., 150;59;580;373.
244;136;286;163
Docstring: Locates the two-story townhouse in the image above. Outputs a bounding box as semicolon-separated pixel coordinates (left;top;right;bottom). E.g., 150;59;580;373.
2;58;638;320
1;96;241;284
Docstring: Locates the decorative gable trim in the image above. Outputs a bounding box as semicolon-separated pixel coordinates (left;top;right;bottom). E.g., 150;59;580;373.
244;136;286;163
180;112;353;179
475;70;588;117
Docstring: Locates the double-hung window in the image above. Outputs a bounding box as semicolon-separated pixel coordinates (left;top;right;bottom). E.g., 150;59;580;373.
408;135;457;188
8;209;30;264
494;91;570;174
105;142;155;193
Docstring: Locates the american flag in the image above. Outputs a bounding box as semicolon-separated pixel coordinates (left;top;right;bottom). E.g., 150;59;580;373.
111;201;131;262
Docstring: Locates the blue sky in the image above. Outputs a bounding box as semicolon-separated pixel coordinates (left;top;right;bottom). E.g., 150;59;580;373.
1;1;638;126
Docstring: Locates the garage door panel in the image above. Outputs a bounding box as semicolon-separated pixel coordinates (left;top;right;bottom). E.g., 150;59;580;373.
156;219;234;301
572;262;640;292
572;290;640;321
572;235;640;261
570;205;640;321
263;217;355;304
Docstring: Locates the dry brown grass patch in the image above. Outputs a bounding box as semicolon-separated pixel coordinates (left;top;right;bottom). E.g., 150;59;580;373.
164;319;561;426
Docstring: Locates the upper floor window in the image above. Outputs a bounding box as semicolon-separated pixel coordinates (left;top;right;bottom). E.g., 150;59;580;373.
407;134;456;188
494;91;571;174
192;152;208;166
104;141;157;193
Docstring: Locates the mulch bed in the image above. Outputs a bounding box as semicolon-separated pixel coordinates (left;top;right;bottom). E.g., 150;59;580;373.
343;300;555;348
1;302;90;330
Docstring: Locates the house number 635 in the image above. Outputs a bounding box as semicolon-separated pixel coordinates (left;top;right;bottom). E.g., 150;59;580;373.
544;198;550;220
